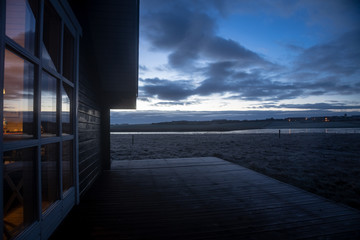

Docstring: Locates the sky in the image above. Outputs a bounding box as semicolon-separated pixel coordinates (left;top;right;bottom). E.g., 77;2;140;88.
111;0;360;124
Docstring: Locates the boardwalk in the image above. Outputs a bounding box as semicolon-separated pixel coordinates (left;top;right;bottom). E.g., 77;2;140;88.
51;157;360;239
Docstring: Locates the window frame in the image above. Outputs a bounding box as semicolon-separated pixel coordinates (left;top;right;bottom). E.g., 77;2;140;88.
1;0;80;239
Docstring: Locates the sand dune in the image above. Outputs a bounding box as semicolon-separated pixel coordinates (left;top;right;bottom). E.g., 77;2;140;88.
111;133;360;210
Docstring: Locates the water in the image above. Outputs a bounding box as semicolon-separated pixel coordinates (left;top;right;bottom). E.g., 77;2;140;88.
111;128;360;135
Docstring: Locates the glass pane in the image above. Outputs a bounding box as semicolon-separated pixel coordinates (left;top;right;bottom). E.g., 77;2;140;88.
41;72;57;137
3;148;36;240
41;143;59;212
62;141;73;193
42;0;61;71
62;84;72;135
3;50;34;142
5;0;38;54
63;26;74;82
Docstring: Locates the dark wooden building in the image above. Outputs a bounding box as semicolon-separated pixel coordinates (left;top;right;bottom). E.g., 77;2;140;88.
0;0;139;239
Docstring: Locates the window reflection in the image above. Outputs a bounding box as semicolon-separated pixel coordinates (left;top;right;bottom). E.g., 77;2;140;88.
62;84;72;135
42;0;61;71
62;141;73;193
3;50;34;141
41;72;57;137
5;0;38;54
41;143;59;212
3;148;36;240
63;26;74;81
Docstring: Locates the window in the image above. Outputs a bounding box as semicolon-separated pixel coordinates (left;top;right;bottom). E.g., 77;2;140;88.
3;50;34;141
5;0;38;54
62;83;72;135
41;143;59;212
3;148;36;239
42;0;61;71
2;0;79;238
62;141;73;193
63;26;74;82
41;72;57;137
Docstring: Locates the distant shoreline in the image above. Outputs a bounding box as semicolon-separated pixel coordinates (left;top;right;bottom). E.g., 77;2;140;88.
111;118;360;132
111;127;360;135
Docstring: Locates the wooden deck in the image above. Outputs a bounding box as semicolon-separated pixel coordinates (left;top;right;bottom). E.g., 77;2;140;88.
51;157;360;239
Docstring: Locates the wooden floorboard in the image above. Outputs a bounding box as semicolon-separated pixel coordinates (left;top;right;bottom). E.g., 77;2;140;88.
51;157;360;240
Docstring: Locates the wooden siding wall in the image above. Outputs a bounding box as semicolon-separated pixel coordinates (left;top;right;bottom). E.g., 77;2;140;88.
77;49;103;197
68;0;139;198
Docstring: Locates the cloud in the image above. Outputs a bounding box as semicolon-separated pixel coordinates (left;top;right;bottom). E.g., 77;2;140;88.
141;0;272;71
154;101;199;106
202;37;268;65
195;61;301;101
263;103;360;110
140;0;294;102
140;29;360;103
137;97;151;102
139;65;148;71
141;0;280;101
140;62;293;102
139;1;360;105
196;29;360;101
283;30;360;98
297;0;360;31
294;30;360;77
140;78;194;101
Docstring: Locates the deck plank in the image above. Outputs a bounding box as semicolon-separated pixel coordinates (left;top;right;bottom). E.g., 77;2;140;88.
51;157;360;240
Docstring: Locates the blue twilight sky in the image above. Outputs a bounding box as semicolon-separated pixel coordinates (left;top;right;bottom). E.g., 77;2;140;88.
111;0;360;124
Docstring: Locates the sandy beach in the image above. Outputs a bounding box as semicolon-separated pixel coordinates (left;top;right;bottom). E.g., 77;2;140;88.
111;132;360;210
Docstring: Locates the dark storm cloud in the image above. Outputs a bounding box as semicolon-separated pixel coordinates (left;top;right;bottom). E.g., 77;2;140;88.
194;29;360;101
282;30;360;98
137;97;151;102
202;37;265;63
195;61;237;95
140;78;194;101
140;1;360;103
142;7;215;69
141;0;279;100
294;30;360;77
140;62;288;102
140;61;288;102
195;61;301;101
140;29;360;102
141;0;270;71
139;65;148;71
